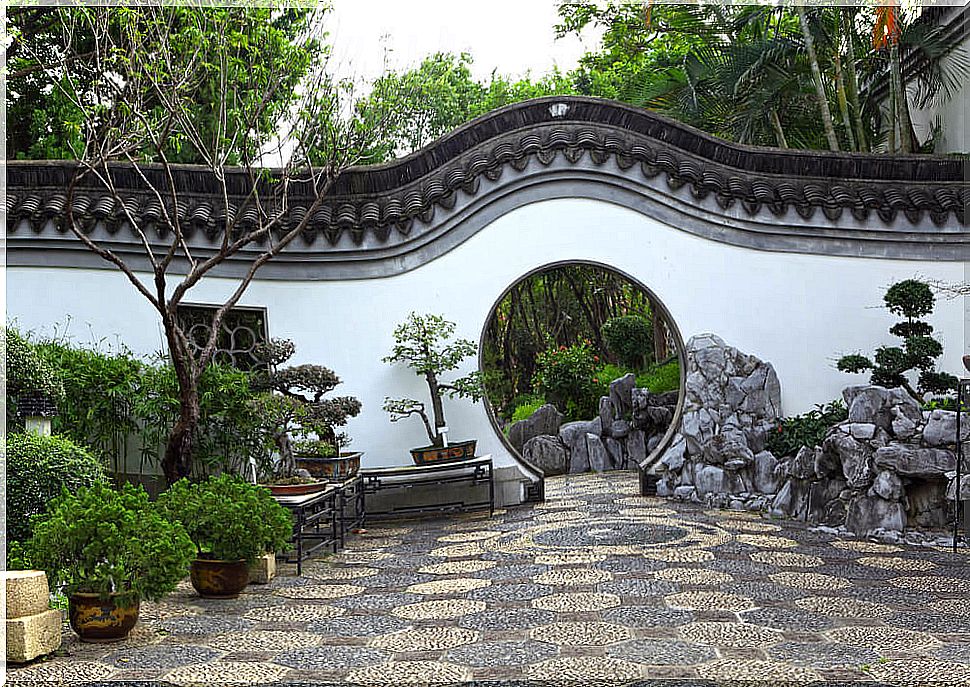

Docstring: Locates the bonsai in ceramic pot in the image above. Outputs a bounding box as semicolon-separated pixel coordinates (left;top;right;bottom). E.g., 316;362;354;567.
382;313;485;464
156;474;293;598
252;339;362;493
28;482;195;642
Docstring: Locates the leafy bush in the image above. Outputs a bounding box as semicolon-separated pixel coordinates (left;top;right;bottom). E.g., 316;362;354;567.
837;279;957;399
7;432;107;542
636;359;681;394
533;341;599;421
4;327;65;427
291;438;336;457
765;401;848;458
136;362;263;476
28;482;195;603
602;315;652;369
156;474;293;563
35;340;143;464
511;399;546;423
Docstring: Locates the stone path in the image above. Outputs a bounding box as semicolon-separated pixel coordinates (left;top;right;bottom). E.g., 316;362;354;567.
8;472;970;685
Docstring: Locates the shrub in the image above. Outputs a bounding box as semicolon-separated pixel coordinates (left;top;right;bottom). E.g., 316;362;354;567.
837;279;957;399
136;362;263;476
4;327;65;426
35;340;143;464
602;315;653;369
156;474;293;563
511;399;546;423
765;400;848;458
28;482;195;603
533;341;599;421
636;359;681;394
7;433;107;542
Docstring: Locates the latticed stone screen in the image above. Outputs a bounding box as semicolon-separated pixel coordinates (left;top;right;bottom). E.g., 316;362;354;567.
176;304;268;371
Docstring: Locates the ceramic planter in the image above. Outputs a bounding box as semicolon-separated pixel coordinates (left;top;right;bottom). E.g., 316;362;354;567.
68;593;139;643
190;557;249;599
295;451;363;480
262;481;330;497
410;439;476;465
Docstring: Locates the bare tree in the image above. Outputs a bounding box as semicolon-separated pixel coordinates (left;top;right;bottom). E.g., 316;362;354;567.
25;6;387;483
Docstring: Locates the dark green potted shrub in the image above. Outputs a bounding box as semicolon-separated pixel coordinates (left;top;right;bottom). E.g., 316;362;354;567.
28;482;194;642
156;474;293;598
252;339;362;493
382;313;485;464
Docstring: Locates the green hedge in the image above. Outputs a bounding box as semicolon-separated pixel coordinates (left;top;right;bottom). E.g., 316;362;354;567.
7;432;107;542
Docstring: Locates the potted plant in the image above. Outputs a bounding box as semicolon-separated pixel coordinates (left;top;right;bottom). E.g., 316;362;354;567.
252;339;363;494
28;482;195;642
382;313;485;464
156;474;293;598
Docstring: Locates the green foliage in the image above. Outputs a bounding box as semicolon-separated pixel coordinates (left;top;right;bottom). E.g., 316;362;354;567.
837;279;955;399
355;52;576;162
34;339;143;468
7;540;33;571
4;327;65;423
292;439;336;458
135;361;263;476
636;360;682;395
511;399;547;424
765;401;848;458
155;474;292;563
602;315;653;369
481;264;662;421
383;313;485;445
8;6;322;162
28;482;195;603
534;341;599;421
6;432;107;542
251;339;361;479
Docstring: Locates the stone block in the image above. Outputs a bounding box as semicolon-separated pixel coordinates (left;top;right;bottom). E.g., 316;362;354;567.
6;609;62;663
248;552;277;584
5;570;51;619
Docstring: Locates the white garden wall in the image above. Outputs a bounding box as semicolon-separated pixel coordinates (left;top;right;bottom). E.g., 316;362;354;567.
9;197;968;481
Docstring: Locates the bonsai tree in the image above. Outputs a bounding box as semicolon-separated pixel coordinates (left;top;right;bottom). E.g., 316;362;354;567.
28;482;195;603
382;313;485;448
837;279;958;400
252;339;362;479
156;474;293;563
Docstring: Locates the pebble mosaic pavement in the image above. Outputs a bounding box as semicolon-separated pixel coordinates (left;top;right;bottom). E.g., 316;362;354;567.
8;472;969;686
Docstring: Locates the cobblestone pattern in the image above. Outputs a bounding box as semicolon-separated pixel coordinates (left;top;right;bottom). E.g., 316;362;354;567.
8;472;967;685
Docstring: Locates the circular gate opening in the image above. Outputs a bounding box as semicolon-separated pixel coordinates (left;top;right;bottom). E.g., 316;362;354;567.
480;260;685;476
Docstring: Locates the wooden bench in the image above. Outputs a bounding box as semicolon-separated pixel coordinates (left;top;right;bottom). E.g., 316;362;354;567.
360;455;494;520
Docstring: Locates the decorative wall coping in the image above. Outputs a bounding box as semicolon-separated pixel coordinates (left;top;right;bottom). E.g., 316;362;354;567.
7;96;969;278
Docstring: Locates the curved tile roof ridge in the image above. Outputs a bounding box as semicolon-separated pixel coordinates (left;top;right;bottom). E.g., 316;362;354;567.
6;96;969;238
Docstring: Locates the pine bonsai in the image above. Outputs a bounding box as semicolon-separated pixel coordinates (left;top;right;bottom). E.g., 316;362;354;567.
837;279;957;400
382;313;484;448
253;339;361;479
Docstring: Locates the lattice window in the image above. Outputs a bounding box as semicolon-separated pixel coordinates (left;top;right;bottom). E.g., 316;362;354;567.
176;304;268;372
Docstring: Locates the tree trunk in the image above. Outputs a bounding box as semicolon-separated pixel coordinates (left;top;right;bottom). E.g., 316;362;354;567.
842;8;869;151
769;108;788;148
162;382;200;484
426;372;446;447
833;23;857;151
890;42;914;153
797;4;840;152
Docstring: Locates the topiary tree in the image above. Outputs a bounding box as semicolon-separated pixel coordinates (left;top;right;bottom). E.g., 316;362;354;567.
382;313;484;448
602;314;653;369
252;338;361;479
837;279;958;400
7;432;107;542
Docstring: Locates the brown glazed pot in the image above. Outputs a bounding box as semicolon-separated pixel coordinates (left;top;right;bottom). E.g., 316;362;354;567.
410;439;476;465
68;593;140;643
190;557;250;599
